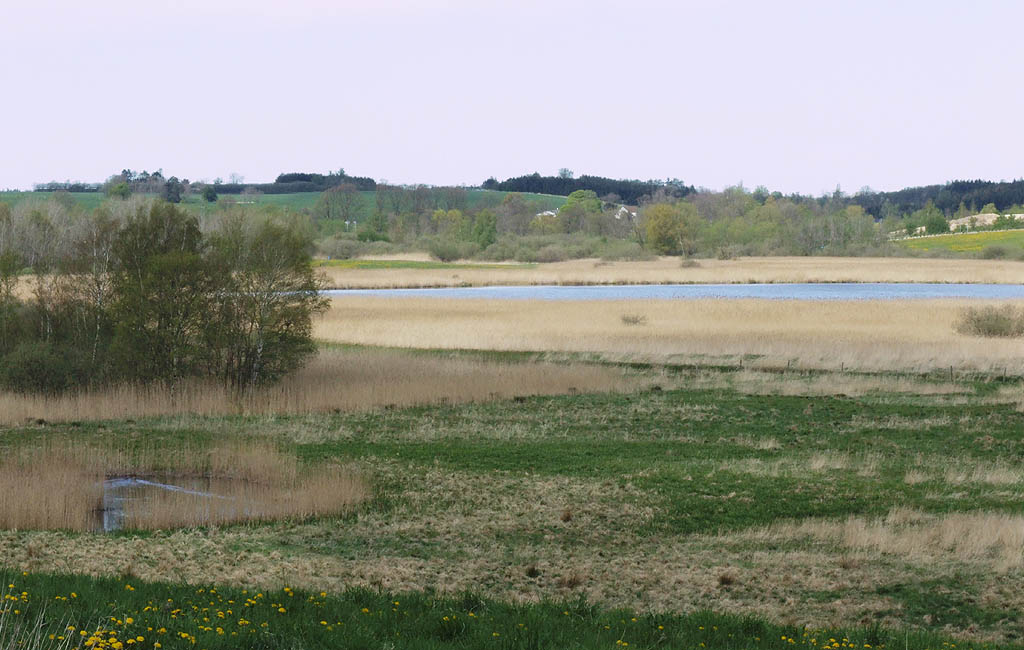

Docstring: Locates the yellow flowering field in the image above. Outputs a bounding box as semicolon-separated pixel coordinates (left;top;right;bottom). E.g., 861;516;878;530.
898;229;1024;253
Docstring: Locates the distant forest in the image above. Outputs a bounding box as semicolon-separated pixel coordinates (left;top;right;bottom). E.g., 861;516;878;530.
482;173;695;205
845;179;1024;217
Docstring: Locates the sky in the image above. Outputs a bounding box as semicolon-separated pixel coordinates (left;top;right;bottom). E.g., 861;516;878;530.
2;0;1022;195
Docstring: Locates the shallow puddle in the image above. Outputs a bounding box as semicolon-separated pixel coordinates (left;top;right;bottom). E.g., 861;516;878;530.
96;476;227;532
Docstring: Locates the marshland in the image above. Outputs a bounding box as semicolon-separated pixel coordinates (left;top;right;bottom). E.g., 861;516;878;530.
5;185;1024;649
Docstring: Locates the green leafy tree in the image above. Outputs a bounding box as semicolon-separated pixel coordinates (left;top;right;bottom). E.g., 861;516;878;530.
358;210;390;241
472;209;497;249
432;209;472;241
556;190;606;234
107;182;131;199
161;177;184;203
643;202;701;255
201;185;218;202
109;201;214;382
909;202;948;235
209;215;328;387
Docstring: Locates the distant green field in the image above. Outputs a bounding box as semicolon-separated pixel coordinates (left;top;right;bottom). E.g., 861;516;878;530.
0;190;108;211
897;229;1024;253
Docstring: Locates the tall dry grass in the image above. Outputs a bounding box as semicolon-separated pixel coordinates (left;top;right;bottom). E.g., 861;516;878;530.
0;440;368;532
0;348;640;425
0;604;75;650
744;506;1024;570
318;296;1024;374
0;451;103;531
320;256;1024;289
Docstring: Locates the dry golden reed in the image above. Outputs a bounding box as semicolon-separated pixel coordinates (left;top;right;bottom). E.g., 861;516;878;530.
744;506;1024;570
0;348;640;425
0;440;368;532
0;452;103;531
317;296;1024;374
320;256;1024;289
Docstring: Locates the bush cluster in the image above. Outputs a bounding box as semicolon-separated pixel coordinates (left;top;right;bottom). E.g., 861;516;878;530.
955;305;1024;337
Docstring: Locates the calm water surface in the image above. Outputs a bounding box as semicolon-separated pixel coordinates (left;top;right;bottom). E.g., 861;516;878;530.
326;283;1024;301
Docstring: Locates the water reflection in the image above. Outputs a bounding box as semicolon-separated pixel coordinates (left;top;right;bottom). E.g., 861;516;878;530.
95;476;223;532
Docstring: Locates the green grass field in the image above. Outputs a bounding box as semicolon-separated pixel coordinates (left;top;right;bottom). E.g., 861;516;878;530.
3;355;1024;647
897;229;1024;254
0;190;109;212
2;568;1001;650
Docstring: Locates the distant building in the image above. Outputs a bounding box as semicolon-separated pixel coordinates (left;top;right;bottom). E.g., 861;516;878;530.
615;206;637;220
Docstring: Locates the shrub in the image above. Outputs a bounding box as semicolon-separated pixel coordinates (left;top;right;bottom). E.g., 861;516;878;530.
955;305;1024;337
361;239;403;256
0;342;88;394
597;240;653;261
534;244;569;263
318;236;363;260
478;239;519;261
428;239;478;262
980;245;1010;259
356;228;389;242
717;245;742;260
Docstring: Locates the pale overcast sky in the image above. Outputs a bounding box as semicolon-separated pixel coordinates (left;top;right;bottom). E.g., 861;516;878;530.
2;0;1021;194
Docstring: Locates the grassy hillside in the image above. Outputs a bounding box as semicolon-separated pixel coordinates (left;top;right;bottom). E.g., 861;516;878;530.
897;229;1024;254
0;190;108;211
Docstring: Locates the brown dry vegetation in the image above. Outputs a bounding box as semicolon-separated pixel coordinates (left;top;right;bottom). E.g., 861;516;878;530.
0;347;643;425
317;297;1024;374
320;256;1024;288
0;440;367;531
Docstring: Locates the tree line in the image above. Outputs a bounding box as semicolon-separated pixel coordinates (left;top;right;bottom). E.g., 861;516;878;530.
482;172;695;205
846;179;1024;218
313;180;906;262
0;196;325;394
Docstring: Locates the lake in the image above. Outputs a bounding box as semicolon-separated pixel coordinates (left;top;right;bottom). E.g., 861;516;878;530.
325;283;1024;301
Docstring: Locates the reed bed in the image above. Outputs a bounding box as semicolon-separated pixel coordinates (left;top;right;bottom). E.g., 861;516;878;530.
320;256;1024;289
0;440;367;532
0;348;640;425
318;296;1024;375
751;507;1024;569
